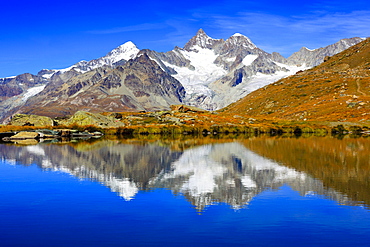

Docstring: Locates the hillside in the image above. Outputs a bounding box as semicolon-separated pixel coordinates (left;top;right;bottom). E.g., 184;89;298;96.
223;38;370;123
17;53;185;118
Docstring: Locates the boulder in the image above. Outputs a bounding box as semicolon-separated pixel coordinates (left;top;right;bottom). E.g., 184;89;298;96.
10;131;39;139
170;104;207;113
10;114;54;126
63;111;124;128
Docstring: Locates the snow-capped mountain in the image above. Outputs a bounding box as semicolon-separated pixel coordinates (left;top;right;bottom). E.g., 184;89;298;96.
14;53;185;118
144;30;364;110
146;29;306;110
0;29;365;121
0;41;141;121
40;41;140;78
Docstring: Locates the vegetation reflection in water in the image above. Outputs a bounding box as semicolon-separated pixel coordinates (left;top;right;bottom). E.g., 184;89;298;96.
1;134;369;211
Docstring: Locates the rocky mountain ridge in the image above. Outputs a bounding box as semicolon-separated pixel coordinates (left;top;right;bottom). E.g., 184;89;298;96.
16;53;185;118
0;29;365;122
286;37;365;67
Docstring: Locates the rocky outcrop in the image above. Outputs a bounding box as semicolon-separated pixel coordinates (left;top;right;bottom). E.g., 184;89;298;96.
9;131;39;139
60;111;124;127
10;114;54;126
170;104;207;113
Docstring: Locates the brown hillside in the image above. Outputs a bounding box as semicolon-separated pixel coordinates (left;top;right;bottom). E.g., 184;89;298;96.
223;38;370;123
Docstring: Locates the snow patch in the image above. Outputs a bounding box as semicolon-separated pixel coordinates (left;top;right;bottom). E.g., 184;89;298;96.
163;46;227;98
242;55;258;66
242;63;308;94
41;73;56;79
22;85;46;102
226;57;236;62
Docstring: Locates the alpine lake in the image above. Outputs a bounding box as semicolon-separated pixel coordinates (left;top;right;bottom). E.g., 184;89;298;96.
1;132;370;247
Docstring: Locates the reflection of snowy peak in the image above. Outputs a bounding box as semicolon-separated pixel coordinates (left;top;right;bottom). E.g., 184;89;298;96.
149;142;332;211
0;141;357;212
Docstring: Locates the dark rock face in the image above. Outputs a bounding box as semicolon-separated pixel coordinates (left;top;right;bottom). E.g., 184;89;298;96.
120;53;186;103
0;73;45;98
0;85;23;98
102;73;122;89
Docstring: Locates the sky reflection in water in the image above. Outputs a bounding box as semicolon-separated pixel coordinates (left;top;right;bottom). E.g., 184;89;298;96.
1;137;370;246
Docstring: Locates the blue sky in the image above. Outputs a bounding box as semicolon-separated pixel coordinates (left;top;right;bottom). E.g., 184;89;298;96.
0;0;369;78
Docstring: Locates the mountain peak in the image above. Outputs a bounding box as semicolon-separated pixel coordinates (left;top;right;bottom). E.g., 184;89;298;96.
196;28;207;36
226;33;256;49
184;29;223;51
107;41;140;62
231;33;245;37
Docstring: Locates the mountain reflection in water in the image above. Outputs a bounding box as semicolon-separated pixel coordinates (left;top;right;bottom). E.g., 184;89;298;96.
1;136;368;211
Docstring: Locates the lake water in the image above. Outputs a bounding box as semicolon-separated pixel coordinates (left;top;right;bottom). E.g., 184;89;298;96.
1;135;370;246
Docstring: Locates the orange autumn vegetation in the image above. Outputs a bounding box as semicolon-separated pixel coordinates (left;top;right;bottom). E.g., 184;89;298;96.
222;38;370;124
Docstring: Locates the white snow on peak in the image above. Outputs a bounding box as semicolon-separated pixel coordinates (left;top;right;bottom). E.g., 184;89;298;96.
232;33;245;37
54;41;140;75
22;85;46;102
106;41;140;63
242;54;258;66
303;47;316;52
228;34;257;49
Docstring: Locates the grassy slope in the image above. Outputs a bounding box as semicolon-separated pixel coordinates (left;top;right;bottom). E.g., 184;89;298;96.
222;38;370;124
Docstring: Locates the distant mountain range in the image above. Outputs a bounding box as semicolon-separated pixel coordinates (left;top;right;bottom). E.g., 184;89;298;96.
0;29;365;122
